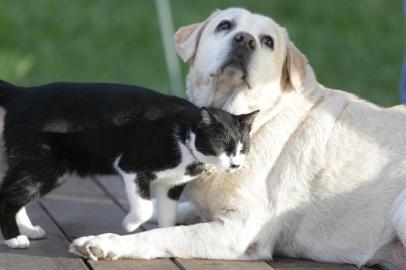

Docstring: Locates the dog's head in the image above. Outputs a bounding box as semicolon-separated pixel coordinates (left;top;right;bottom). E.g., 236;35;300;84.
175;8;309;108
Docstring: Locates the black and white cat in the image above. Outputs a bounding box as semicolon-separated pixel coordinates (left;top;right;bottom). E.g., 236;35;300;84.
0;80;258;249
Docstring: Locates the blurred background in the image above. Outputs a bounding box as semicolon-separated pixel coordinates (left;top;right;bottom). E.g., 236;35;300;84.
0;0;404;106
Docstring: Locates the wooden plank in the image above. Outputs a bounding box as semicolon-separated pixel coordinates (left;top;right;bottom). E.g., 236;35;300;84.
89;259;181;270
41;177;128;238
0;203;88;270
41;176;180;270
96;176;275;270
177;259;274;270
95;176;129;210
268;258;359;269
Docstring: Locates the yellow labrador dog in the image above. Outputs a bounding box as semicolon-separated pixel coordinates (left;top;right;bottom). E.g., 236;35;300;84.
70;8;406;269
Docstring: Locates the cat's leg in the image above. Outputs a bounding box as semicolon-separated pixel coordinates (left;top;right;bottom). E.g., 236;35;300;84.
148;184;200;225
147;199;159;223
0;164;59;248
16;207;45;239
120;172;153;232
155;184;185;227
148;200;200;225
0;192;29;248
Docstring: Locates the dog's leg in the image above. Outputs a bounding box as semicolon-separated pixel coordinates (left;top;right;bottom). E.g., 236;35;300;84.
369;237;406;270
121;172;153;232
155;184;185;227
384;188;406;269
391;188;406;246
70;213;261;261
176;200;201;224
16;207;45;239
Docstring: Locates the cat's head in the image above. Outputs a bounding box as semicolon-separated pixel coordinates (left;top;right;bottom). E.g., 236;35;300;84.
190;107;259;172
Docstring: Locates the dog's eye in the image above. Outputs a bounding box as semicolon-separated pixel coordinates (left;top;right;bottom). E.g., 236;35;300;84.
216;20;232;32
261;35;274;49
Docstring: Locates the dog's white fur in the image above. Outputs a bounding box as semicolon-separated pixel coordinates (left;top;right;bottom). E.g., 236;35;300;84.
70;8;406;268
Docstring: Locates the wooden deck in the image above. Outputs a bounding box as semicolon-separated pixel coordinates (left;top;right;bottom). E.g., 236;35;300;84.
0;176;372;270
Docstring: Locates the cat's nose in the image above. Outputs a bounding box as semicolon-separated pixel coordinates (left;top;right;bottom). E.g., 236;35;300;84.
230;164;240;169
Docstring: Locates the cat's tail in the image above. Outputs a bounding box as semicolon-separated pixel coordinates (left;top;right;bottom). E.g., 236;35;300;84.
0;80;22;108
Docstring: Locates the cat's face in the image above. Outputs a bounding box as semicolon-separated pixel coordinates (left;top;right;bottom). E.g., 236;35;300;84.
191;107;259;172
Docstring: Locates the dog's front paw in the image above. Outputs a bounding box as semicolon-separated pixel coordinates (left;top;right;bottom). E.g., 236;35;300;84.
69;234;123;261
5;235;30;249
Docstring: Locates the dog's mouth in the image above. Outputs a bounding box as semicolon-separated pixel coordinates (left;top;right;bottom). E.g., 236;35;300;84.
210;59;251;89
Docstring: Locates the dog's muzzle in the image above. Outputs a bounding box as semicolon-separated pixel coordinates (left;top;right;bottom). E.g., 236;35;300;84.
218;31;256;85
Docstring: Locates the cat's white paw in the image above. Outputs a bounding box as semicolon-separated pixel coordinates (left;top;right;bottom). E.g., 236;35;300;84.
20;225;46;239
122;214;142;232
69;234;123;261
5;235;30;249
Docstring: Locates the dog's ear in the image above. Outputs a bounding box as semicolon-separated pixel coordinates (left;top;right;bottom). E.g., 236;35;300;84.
281;41;308;91
175;10;221;63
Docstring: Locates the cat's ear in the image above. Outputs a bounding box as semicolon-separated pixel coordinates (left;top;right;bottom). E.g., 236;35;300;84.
237;110;260;131
199;107;216;126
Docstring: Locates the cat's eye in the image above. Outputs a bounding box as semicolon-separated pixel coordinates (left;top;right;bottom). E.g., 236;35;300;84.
216;20;233;32
261;35;274;49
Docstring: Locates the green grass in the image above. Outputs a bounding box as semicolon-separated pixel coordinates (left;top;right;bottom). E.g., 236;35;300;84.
0;0;404;106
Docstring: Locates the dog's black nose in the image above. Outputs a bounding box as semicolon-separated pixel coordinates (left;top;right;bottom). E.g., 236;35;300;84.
233;32;256;50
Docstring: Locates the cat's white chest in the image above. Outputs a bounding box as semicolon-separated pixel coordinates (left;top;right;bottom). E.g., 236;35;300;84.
154;142;200;186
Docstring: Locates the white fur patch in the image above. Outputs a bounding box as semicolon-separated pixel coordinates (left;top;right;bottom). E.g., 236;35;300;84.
155;185;178;227
16;207;46;239
153;139;198;185
230;142;246;168
5;235;30;249
114;158;153;232
69;233;122;261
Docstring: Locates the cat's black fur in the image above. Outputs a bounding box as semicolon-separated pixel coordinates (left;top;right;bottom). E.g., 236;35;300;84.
0;80;258;241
